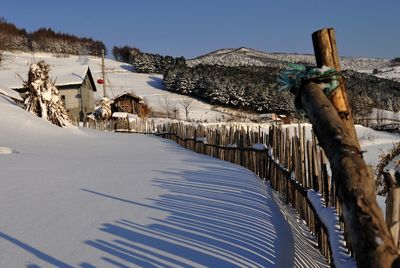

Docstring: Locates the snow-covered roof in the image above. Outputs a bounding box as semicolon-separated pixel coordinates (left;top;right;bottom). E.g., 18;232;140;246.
0;65;95;90
0;84;23;100
51;66;92;87
112;112;139;121
259;113;276;118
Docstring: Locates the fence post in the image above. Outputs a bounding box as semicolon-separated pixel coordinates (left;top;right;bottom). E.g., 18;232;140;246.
312;28;360;149
297;28;400;267
387;187;400;249
385;171;400;249
300;81;400;267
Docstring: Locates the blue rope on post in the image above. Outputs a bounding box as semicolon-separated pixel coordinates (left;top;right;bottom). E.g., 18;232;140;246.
278;63;343;114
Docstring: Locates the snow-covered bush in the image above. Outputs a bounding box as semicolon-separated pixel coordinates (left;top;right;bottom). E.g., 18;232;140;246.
94;97;112;120
376;141;400;194
24;60;70;127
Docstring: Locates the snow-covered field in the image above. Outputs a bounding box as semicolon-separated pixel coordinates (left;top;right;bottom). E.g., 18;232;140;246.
279;123;400;168
363;65;400;82
0;95;333;267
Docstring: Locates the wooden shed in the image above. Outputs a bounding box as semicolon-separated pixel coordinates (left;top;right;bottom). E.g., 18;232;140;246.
111;92;144;114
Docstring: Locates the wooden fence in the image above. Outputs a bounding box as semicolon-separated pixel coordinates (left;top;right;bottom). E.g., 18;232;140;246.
84;118;358;264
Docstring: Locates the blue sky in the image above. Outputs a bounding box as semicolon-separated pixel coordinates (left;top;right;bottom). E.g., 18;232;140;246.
1;0;399;59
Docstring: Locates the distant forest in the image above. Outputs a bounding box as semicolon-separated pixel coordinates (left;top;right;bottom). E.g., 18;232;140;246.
164;64;400;116
0;18;106;56
112;45;186;74
164;64;294;114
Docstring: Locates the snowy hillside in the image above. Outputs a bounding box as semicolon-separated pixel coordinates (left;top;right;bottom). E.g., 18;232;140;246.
368;66;400;82
0;51;225;121
188;47;391;72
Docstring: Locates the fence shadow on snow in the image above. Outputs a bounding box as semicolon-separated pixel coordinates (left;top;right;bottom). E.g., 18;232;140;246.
83;118;353;265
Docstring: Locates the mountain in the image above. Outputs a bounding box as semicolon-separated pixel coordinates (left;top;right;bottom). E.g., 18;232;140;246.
188;47;391;71
177;48;400;115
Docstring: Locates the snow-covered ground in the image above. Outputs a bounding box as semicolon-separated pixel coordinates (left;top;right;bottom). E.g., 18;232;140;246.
280;123;400;168
0;96;332;267
362;65;400;82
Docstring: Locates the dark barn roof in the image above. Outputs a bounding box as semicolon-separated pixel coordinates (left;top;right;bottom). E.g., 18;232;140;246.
112;92;144;103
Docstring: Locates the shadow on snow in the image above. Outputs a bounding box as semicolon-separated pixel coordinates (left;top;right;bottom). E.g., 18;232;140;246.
82;148;295;267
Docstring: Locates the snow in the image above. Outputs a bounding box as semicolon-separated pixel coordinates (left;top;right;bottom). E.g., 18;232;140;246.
307;190;356;268
274;123;400;168
252;143;267;150
368;66;400;82
0;96;329;267
273;123;400;220
0;146;19;154
0;84;22;100
356;125;400;167
112;112;139;120
0;56;90;88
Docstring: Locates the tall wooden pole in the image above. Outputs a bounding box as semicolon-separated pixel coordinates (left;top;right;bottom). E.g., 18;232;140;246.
304;28;400;267
312;28;360;149
101;49;107;98
300;82;400;268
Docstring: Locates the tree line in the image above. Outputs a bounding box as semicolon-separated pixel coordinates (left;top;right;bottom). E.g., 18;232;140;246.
112;45;185;74
163;64;400;116
0;18;106;56
164;64;294;114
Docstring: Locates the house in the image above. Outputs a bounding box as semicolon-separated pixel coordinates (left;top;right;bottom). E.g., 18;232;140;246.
13;66;97;121
277;114;293;124
259;113;278;122
111;92;144;115
258;113;293;124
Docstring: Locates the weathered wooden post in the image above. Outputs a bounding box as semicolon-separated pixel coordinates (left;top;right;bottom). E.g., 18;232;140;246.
297;28;400;267
385;170;400;249
312;28;360;149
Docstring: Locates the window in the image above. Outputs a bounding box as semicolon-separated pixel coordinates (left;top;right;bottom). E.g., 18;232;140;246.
61;95;66;105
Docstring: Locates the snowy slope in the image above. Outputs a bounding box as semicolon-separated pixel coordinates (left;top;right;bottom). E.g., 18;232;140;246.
188;47;390;71
370;66;400;82
0;51;225;121
0;98;330;267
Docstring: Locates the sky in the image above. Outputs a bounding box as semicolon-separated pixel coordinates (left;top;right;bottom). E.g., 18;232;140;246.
1;0;399;59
